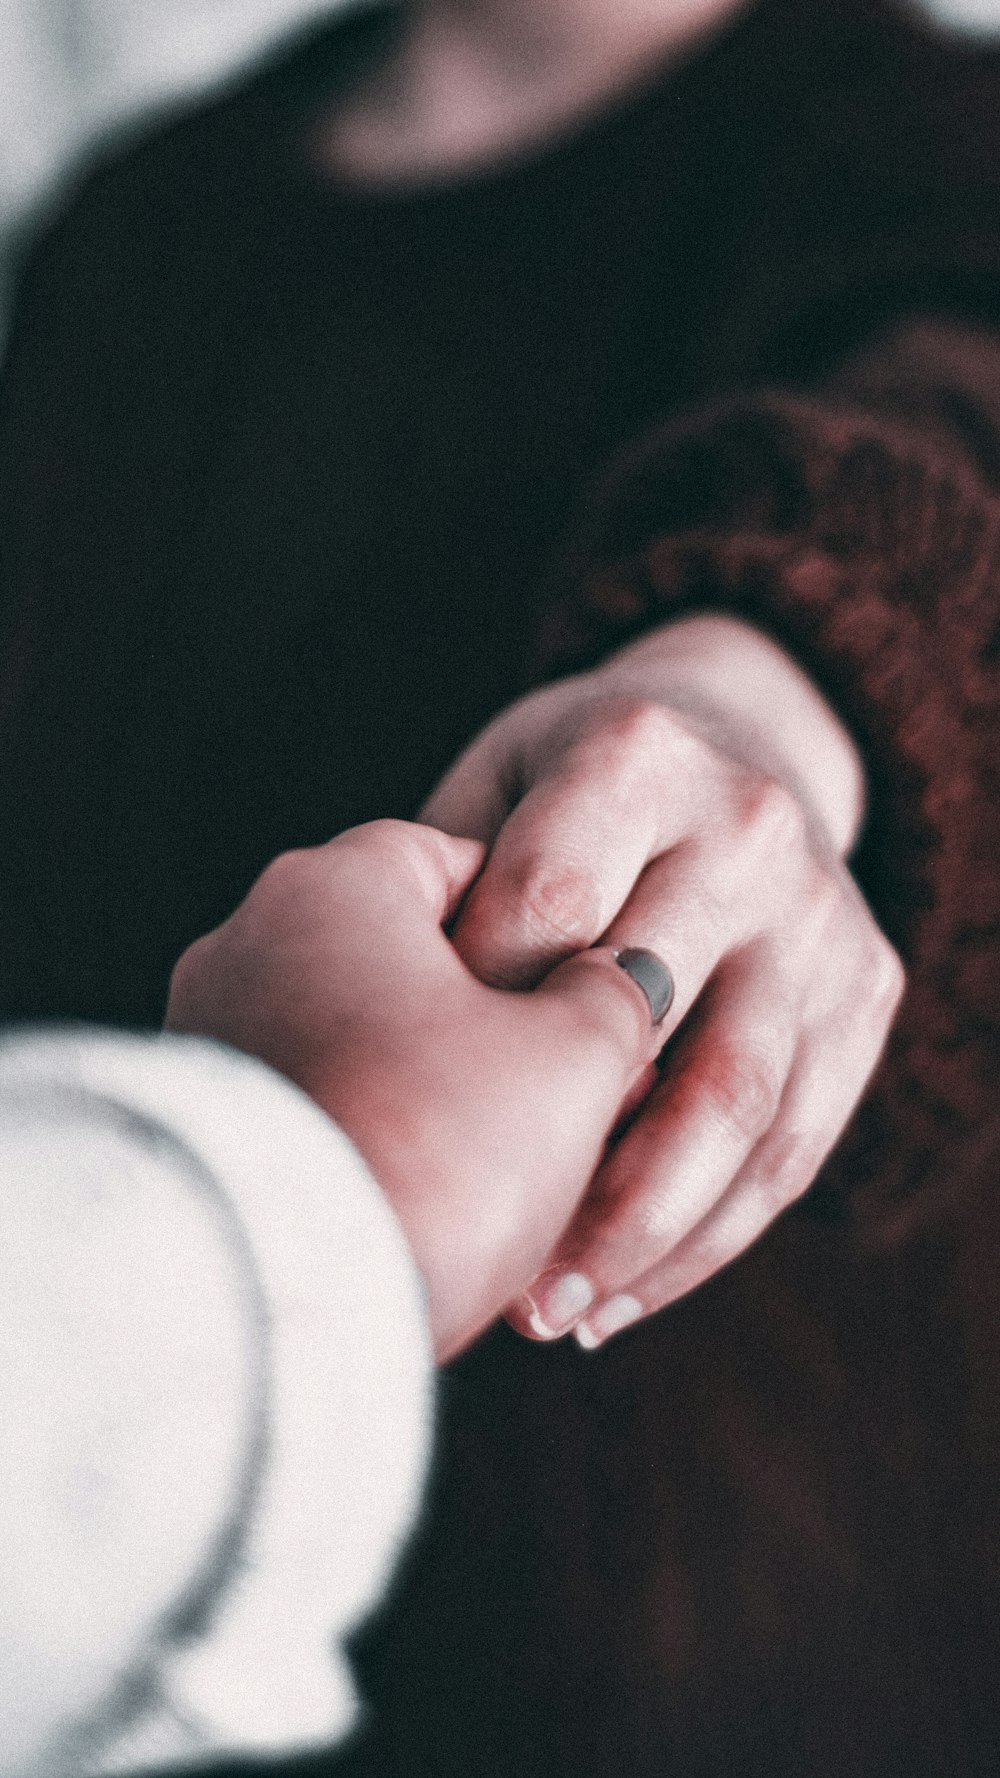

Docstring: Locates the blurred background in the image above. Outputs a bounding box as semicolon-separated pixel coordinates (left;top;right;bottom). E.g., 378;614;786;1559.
3;4;1000;1777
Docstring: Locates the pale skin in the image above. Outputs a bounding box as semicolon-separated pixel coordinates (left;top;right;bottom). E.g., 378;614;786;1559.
321;0;753;183
421;616;901;1347
171;0;905;1357
169;619;902;1358
167;819;671;1361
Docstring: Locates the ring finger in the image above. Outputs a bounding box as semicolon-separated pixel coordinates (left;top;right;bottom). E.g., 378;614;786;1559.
510;943;799;1340
566;971;891;1346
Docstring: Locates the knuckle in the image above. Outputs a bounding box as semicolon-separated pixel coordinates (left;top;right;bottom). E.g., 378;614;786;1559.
577;697;684;775
256;845;301;884
328;818;444;898
738;773;809;858
806;862;846;929
696;1034;785;1146
872;937;907;1015
507;855;604;949
341;817;415;864
595;696;671;749
795;863;847;953
254;844;313;899
248;848;316;926
632;1181;688;1251
362;816;412;842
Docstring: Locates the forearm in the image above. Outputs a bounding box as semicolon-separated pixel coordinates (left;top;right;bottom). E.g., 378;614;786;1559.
588;612;866;857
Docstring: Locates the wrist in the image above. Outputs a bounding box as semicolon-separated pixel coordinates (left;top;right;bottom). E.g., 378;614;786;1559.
591;614;866;857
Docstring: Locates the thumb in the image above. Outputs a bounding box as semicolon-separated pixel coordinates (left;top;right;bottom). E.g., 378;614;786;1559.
397;823;489;926
328;820;487;928
533;944;672;1114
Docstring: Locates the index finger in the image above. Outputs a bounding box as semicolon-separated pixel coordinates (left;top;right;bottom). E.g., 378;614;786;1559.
449;703;701;988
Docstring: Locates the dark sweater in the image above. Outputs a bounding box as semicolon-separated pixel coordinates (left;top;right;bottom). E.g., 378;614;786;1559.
3;1;1000;1772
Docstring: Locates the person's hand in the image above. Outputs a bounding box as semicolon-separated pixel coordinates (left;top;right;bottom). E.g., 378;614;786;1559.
421;615;905;1348
165;820;668;1362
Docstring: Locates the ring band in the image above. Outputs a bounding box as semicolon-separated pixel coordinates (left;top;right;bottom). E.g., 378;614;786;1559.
613;948;675;1025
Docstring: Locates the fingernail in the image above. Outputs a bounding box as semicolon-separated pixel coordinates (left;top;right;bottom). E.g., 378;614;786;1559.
523;1271;595;1339
614;949;674;1025
574;1293;643;1350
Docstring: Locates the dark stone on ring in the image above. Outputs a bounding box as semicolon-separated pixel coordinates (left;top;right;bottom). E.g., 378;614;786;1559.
614;948;675;1025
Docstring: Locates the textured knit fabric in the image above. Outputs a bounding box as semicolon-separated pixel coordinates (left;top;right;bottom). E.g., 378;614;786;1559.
538;318;1000;1242
3;1;1000;1773
0;1030;432;1776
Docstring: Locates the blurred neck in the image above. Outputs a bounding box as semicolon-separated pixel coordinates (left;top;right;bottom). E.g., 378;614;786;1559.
320;0;748;185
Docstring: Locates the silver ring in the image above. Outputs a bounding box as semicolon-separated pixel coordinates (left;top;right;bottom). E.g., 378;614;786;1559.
613;948;675;1025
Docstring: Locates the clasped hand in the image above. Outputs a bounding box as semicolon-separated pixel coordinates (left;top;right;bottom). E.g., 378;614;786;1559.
167;617;903;1361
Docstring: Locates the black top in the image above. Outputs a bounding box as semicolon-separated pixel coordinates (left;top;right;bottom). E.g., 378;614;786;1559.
5;10;1000;1778
4;0;1000;1022
1;0;998;1023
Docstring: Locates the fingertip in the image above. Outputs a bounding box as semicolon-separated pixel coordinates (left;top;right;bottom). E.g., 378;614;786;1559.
536;945;665;1075
507;1269;596;1341
447;884;547;989
503;1302;553;1343
573;1293;644;1349
411;826;488;920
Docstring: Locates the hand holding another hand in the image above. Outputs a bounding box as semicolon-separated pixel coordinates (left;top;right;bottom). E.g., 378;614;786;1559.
168;617;904;1363
166;821;664;1361
421;615;904;1349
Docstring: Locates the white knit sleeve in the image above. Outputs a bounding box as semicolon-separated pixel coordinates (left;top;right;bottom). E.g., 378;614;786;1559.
0;1025;433;1778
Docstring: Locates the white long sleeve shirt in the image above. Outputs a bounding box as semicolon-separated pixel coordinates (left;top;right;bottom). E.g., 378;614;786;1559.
0;1028;433;1778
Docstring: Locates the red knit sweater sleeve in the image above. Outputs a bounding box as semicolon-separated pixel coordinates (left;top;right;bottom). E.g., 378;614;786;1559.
536;318;1000;1238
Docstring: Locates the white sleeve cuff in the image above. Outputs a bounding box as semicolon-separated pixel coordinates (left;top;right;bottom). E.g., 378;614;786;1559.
0;1025;434;1776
